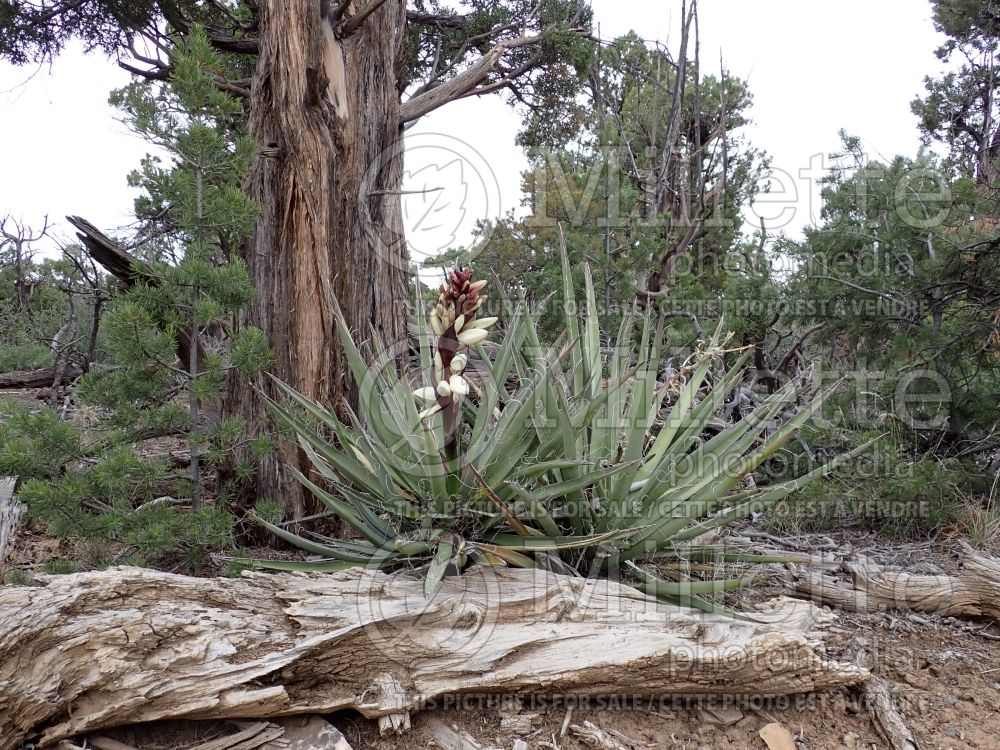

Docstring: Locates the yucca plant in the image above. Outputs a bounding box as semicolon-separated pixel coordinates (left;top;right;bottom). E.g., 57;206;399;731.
252;244;875;605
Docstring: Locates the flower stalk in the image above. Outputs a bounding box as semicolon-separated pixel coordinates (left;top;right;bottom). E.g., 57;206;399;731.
416;268;495;458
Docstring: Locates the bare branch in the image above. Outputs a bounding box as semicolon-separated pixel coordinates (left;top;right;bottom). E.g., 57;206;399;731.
341;0;393;36
400;32;583;124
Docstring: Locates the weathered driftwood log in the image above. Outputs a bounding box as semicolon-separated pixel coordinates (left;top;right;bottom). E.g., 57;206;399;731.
0;478;22;578
0;566;865;749
786;547;1000;619
0;365;83;389
864;676;920;750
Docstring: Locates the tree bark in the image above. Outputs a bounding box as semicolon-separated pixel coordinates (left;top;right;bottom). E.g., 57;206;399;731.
0;566;865;749
227;0;410;518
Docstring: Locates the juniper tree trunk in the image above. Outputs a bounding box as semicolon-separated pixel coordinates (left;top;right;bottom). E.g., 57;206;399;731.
228;0;409;518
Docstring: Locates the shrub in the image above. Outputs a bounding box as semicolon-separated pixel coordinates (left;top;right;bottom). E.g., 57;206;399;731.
254;244;873;607
0;398;234;570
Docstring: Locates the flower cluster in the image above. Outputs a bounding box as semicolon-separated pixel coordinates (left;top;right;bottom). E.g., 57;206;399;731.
414;268;497;421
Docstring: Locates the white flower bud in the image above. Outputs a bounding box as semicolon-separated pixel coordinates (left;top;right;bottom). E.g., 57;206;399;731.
457;328;489;347
436;379;452;397
451;352;468;373
350;445;375;473
449;374;469;397
468;316;498;330
454;313;466;333
429;310;444;336
413;386;437;402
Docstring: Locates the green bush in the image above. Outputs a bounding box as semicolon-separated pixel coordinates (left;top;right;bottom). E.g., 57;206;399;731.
761;433;986;538
253;249;871;609
0;398;234;571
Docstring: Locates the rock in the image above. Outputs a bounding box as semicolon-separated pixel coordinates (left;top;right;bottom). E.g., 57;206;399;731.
693;705;744;727
265;716;353;750
759;723;797;750
842;731;859;748
943;724;964;740
944;694;958;706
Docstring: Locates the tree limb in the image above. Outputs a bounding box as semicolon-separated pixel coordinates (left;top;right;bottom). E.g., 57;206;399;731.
400;32;582;124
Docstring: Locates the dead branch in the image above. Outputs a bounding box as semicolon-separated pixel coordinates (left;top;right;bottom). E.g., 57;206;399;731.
0;365;84;389
785;544;1000;619
65;215;203;368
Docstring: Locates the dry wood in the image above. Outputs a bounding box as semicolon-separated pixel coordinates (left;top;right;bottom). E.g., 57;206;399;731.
864;676;920;750
428;719;492;750
264;716;354;750
88;739;141;750
785;546;1000;619
0;566;864;748
65;215;203;369
0;477;22;578
569;720;639;750
0;365;83;389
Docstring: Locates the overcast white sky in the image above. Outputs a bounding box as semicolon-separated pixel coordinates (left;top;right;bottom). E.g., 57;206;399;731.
0;1;946;259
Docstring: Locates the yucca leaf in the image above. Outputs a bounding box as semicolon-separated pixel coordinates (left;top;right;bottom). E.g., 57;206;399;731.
636;574;757;598
668;434;883;544
487;527;629;551
635;336;721;480
527;460;638;502
652;546;811;564
288;466;390;546
581;263;602;403
474;542;537;568
426;536;454;596
469;325;524;449
249;558;363;573
626;562;757;613
558;225;584;399
505;482;562;537
250;512;378;563
514;459;594;478
471;465;542;537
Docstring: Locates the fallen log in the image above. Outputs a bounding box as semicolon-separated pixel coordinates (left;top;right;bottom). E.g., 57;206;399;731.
0;477;22;578
0;365;83;389
785;546;1000;619
0;566;865;749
